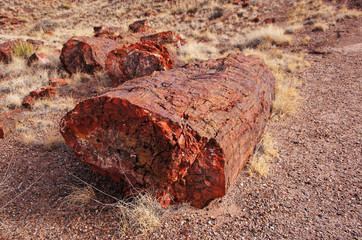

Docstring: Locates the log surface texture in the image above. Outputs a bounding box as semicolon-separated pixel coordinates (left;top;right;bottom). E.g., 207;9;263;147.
60;36;121;74
60;53;275;208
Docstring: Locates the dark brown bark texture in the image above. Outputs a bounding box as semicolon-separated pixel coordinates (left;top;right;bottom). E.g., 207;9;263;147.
60;53;275;208
60;36;122;74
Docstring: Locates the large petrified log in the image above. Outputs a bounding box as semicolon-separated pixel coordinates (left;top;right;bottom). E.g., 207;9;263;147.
60;53;275;208
60;36;122;74
105;41;173;86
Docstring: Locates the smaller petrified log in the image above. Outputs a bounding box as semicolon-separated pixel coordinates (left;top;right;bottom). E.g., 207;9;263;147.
105;41;173;86
61;53;275;208
22;86;57;108
129;20;155;33
60;36;122;74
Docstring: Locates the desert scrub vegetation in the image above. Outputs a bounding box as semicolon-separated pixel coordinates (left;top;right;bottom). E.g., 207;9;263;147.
248;133;278;176
114;192;166;236
12;41;35;59
287;0;361;30
241;25;292;48
61;175;167;237
14;96;75;149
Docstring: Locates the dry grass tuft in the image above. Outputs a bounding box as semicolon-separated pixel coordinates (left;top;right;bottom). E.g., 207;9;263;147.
249;133;278;176
243;25;292;48
12;41;35;59
243;49;304;118
62;185;96;208
272;73;301;118
115;192;165;236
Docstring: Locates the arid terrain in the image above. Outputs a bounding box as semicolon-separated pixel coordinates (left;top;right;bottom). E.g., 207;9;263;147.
0;0;361;239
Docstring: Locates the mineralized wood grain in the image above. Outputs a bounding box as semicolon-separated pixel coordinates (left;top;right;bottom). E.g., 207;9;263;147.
60;53;275;208
105;41;173;86
60;36;122;74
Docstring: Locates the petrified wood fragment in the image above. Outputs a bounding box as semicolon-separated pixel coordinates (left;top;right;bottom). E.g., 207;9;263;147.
140;31;183;46
0;40;23;63
129;20;154;33
60;36;122;74
105;41;173;86
60;53;275;208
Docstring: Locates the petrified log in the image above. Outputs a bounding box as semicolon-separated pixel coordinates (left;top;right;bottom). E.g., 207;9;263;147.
22;86;57;108
60;36;122;74
105;41;173;86
60;53;275;208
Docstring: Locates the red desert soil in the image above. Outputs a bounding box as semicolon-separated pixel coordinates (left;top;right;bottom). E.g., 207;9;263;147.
0;0;361;239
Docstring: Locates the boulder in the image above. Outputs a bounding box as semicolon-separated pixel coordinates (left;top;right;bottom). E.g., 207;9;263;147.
105;41;173;86
129;20;155;33
60;53;275;208
60;36;122;74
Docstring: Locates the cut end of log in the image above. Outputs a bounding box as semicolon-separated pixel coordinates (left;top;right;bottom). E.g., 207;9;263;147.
60;96;226;208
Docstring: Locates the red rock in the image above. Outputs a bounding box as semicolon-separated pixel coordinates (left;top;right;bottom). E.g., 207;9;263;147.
60;36;122;74
60;53;275;208
129;20;155;33
105;41;173;86
263;17;276;24
0;40;24;63
30;86;56;98
0;124;4;139
49;78;74;87
22;86;57;108
21;96;36;108
140;31;184;46
27;53;50;66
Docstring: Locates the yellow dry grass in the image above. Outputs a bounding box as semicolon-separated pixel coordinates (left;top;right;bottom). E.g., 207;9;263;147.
62;185;96;208
249;133;278;176
115;192;166;236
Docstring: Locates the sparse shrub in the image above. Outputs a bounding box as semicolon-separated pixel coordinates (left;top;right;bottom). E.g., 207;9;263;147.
243;25;292;48
115;191;165;236
62;185;96;208
12;41;34;59
249;134;278;176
